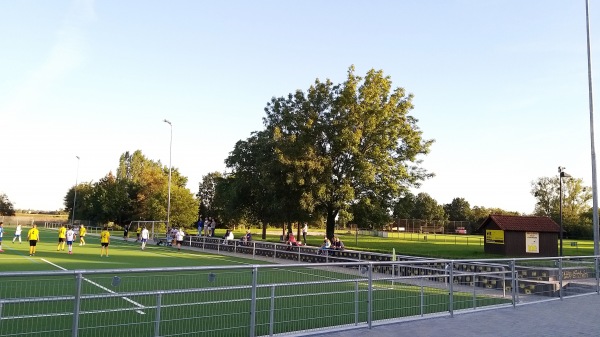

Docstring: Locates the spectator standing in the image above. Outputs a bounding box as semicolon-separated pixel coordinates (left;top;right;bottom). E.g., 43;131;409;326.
123;224;130;241
209;218;217;237
302;223;308;245
197;218;204;236
0;222;4;252
12;223;22;244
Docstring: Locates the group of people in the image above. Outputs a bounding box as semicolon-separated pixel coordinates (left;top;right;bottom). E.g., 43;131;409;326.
318;236;345;255
222;229;253;245
197;217;217;237
0;222;88;256
165;227;186;250
56;224;82;254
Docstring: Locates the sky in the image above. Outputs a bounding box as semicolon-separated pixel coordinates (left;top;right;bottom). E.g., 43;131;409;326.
1;0;598;214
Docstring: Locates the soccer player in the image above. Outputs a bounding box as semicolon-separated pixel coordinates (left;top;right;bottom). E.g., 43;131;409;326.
79;224;86;246
0;221;4;252
140;226;149;250
66;226;76;254
27;223;40;256
13;223;22;243
57;224;67;251
175;227;185;251
100;226;110;257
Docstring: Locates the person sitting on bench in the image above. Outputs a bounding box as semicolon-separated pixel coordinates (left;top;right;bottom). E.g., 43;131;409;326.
286;232;301;246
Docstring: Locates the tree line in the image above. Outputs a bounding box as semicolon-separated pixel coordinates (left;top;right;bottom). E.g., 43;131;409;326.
5;66;595;240
63;150;197;228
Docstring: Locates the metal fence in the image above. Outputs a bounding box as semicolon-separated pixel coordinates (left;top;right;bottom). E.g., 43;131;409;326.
1;243;599;337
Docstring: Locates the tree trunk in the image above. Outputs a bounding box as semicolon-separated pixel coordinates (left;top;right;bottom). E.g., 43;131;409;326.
261;223;267;240
326;208;338;239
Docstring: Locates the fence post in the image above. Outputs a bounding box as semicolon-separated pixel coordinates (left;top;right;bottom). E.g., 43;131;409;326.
368;263;373;329
72;272;83;337
253;241;256;259
250;266;258;337
596;257;599;294
420;280;424;316
559;258;563;299
448;261;454;317
269;285;275;336
354;281;359;325
472;274;477;309
154;293;162;337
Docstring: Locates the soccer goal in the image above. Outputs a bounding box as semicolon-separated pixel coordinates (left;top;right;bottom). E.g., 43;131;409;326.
129;221;167;242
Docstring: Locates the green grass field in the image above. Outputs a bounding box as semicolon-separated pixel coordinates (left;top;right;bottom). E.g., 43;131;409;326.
226;229;594;259
0;227;511;337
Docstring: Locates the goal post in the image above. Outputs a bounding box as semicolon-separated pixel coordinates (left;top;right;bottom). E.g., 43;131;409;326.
129;221;167;241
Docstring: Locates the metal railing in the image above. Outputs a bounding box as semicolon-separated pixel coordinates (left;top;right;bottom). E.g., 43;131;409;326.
1;251;599;337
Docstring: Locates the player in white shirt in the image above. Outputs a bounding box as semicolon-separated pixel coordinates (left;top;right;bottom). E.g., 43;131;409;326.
13;224;22;243
140;226;150;250
176;228;185;251
66;226;76;254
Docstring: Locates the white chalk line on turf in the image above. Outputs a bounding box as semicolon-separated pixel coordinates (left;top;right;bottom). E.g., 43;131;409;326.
41;258;146;315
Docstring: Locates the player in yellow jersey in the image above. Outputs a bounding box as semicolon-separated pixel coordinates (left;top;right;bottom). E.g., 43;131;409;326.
57;224;67;251
79;224;87;246
100;226;110;257
27;224;40;256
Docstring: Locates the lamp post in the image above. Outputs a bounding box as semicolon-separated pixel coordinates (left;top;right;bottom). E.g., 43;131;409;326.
558;166;571;256
72;156;80;226
585;0;599;256
163;119;172;227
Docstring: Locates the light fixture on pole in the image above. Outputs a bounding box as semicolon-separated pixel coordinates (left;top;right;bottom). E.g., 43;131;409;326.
558;166;571;256
163;119;172;227
72;156;80;226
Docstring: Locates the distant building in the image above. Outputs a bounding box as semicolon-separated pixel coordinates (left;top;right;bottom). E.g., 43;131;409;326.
477;215;560;257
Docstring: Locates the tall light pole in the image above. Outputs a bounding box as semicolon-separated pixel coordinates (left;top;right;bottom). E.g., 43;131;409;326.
558;166;571;256
163;119;172;227
72;156;80;226
585;0;599;256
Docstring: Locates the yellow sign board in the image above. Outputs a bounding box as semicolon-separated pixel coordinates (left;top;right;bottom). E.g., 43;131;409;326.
526;232;539;253
486;230;504;244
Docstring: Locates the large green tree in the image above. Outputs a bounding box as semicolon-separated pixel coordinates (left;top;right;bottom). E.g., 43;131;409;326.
411;192;447;221
444;197;472;221
197;172;223;220
0;193;16;216
224;131;310;238
531;175;592;238
263;66;433;238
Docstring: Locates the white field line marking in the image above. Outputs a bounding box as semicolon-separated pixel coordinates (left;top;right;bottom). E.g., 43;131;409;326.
41;258;146;315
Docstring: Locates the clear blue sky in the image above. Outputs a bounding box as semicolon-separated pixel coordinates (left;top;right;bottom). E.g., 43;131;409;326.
1;0;597;214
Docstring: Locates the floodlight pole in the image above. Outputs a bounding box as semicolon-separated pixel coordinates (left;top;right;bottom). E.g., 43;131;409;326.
164;119;172;228
585;0;599;256
72;156;80;226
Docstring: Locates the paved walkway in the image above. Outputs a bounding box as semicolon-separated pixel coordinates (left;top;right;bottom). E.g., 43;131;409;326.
312;294;600;337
